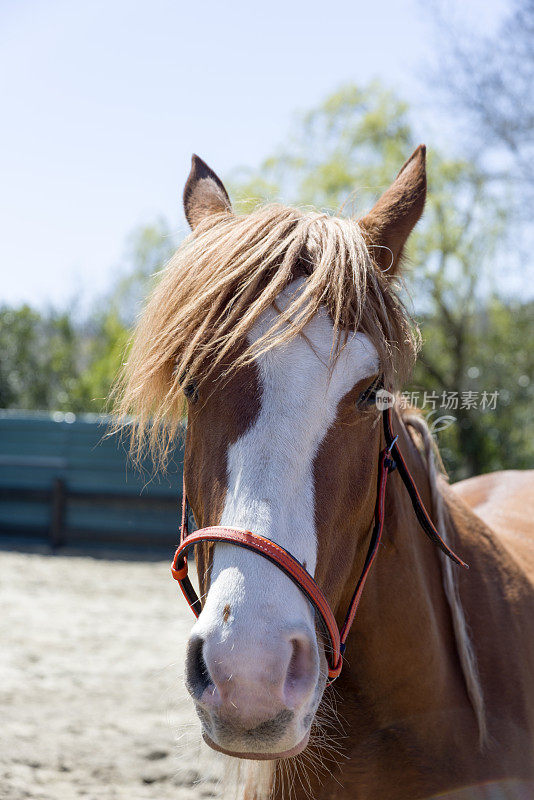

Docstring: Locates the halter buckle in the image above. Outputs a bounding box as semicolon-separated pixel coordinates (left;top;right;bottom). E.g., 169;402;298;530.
384;434;398;471
171;552;189;582
386;434;398;455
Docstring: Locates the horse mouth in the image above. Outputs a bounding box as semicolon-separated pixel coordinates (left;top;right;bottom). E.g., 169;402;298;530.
202;729;310;760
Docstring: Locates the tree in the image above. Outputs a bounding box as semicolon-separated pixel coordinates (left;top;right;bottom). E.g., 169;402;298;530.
431;0;534;190
0;219;175;414
109;217;177;326
230;83;529;479
0;305;83;411
1;86;530;481
72;218;177;411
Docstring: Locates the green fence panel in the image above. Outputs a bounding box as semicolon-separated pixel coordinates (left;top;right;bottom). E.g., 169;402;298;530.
0;411;184;547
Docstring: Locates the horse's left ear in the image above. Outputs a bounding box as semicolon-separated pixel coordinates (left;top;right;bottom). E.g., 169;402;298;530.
183;154;232;230
359;144;426;275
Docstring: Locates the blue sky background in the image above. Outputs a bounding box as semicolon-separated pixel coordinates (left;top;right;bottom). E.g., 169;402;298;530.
1;0;508;310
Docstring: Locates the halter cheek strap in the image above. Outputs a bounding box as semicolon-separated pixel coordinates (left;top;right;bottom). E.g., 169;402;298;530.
171;407;468;682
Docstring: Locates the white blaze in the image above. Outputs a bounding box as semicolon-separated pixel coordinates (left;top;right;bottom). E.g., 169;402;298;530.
192;280;379;650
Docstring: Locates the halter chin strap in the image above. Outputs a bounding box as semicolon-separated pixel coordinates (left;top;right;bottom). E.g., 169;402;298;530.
171;406;468;682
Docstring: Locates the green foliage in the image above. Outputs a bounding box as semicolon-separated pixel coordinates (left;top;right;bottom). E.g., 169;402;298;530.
229;84;412;213
69;311;130;412
110;217;176;325
229;82;531;480
1;84;531;481
414;299;534;479
0;305;82;411
0;218;175;415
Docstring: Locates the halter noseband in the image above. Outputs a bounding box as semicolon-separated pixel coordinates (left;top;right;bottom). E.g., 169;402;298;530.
171;405;468;682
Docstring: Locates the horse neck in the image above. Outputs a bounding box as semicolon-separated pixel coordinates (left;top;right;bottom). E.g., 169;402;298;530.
337;409;479;749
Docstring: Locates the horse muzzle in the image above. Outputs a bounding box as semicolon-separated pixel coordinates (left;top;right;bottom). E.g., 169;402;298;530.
184;627;321;758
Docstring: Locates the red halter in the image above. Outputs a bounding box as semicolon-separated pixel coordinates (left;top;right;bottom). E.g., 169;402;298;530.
171;406;468;681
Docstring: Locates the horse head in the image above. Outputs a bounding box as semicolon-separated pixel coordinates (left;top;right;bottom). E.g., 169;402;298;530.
117;146;426;759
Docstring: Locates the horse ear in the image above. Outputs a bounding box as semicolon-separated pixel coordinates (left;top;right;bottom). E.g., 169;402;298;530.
359;144;426;275
183;154;232;230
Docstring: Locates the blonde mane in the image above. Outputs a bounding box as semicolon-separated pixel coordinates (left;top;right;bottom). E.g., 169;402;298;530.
113;203;419;461
403;412;487;747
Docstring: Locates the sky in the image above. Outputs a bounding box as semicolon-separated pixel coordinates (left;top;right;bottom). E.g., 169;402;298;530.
0;0;508;311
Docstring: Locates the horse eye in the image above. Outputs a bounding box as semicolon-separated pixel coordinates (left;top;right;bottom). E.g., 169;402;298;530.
182;380;198;403
175;365;198;403
356;378;380;410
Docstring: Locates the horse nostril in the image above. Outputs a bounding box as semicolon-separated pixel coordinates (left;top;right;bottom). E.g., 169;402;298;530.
287;638;308;685
283;634;317;708
185;635;212;698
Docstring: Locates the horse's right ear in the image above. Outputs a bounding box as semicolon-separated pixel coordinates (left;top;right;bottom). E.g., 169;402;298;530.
183;154;232;230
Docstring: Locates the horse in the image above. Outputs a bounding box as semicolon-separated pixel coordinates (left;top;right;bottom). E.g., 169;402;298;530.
114;147;534;799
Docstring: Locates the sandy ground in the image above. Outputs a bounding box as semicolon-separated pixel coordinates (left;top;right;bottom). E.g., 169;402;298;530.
0;547;224;800
4;548;534;800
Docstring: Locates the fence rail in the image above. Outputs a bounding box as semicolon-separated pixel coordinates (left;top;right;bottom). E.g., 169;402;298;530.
0;412;184;549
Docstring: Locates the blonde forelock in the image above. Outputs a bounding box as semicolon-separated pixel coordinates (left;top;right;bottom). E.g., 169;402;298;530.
112;203;420;463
